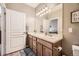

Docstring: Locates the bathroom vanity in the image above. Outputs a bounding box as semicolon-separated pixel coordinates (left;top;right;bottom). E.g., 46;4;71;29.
27;33;62;56
26;4;63;56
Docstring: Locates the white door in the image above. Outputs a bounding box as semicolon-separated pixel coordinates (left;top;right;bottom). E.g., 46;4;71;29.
6;9;26;54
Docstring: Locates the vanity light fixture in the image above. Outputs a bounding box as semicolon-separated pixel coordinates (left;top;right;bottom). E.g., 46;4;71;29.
36;5;51;17
41;7;45;12
45;7;48;10
43;12;45;15
41;13;44;16
40;14;42;16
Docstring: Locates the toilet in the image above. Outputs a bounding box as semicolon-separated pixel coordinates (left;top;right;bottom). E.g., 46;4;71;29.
72;45;79;56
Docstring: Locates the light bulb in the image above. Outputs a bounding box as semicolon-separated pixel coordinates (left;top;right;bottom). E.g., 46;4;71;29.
42;8;46;12
45;7;48;10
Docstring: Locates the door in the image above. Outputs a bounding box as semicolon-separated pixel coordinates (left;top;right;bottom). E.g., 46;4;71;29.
6;9;26;54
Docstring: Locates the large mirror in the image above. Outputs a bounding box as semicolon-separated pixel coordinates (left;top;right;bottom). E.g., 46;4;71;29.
48;18;58;34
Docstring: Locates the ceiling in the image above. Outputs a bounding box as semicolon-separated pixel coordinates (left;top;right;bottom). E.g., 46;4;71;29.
25;3;59;9
25;3;39;8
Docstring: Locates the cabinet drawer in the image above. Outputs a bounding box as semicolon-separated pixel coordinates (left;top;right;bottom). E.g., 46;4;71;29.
37;38;52;49
33;46;37;54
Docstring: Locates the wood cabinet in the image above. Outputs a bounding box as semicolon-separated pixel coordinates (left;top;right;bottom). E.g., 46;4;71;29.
43;46;52;56
53;41;62;56
37;38;52;49
33;37;37;54
28;34;62;56
37;42;42;56
28;35;33;49
53;47;60;56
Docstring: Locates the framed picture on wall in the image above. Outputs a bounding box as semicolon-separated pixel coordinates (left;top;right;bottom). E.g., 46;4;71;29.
71;10;79;23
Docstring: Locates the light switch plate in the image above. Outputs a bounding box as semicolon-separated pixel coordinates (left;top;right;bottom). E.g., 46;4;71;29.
68;28;72;33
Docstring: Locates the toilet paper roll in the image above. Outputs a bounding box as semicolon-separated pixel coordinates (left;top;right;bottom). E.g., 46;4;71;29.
58;46;62;52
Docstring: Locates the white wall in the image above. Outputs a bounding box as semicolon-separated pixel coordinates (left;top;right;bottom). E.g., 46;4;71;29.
35;17;43;33
26;14;35;32
6;3;36;33
0;6;1;30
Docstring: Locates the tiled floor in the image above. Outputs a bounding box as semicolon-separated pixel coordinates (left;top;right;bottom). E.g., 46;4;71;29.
6;48;36;56
6;52;21;56
24;48;35;56
6;50;26;56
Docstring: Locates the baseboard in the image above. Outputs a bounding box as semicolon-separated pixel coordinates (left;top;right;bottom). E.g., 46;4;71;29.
5;48;24;56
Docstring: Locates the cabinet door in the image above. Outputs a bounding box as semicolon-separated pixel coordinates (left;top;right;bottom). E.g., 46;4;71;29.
33;46;37;54
53;47;62;56
43;46;52;56
37;42;42;56
53;41;62;56
33;38;36;47
33;40;37;54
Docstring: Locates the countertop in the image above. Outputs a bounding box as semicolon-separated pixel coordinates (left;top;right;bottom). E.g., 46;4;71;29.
28;32;63;44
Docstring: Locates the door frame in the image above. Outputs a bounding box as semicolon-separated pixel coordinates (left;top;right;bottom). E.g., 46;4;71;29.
0;3;6;56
